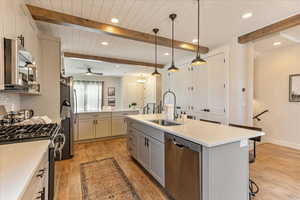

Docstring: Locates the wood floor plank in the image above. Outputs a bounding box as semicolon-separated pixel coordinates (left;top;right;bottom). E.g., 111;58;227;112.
54;139;300;200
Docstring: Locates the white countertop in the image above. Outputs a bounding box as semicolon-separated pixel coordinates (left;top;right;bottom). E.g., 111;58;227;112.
127;114;265;147
77;109;139;114
0;140;50;200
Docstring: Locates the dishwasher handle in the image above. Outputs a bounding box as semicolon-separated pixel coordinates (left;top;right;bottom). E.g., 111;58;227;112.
172;139;186;149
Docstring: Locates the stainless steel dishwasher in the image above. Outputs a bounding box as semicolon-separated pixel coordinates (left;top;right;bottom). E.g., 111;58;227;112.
165;133;202;200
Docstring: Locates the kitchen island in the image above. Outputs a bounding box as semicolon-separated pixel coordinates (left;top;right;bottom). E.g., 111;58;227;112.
126;114;264;200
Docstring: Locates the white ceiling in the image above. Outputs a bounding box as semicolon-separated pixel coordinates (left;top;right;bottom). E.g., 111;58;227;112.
37;21;192;65
64;57;156;77
254;25;300;54
27;0;300;73
28;0;300;47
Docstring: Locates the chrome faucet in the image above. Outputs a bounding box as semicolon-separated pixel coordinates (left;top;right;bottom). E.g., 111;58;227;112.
162;89;177;120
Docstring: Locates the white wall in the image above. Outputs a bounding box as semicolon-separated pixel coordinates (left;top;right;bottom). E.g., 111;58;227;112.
121;76;144;109
254;44;300;150
0;0;40;111
0;93;20;112
73;75;122;109
229;39;254;126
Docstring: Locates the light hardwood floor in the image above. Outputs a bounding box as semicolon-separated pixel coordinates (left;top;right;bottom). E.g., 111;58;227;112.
54;139;300;200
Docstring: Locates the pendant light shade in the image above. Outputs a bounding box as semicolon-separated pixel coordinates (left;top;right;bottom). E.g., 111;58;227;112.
191;55;206;66
191;0;206;66
152;28;161;77
168;14;179;72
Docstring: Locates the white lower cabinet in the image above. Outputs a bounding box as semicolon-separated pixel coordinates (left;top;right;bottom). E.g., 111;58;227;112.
149;137;165;186
128;121;165;186
137;133;150;170
76;111;138;141
78;119;95;140
95;118;111;138
112;117;127;136
127;129;138;159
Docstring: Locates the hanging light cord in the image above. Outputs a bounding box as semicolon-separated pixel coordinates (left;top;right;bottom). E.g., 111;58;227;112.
155;31;157;69
197;0;200;57
172;17;175;65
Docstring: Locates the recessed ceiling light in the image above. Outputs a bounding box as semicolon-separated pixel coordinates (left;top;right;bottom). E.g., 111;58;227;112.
273;41;281;46
101;41;108;46
192;39;198;44
242;12;253;19
164;52;170;56
111;18;119;24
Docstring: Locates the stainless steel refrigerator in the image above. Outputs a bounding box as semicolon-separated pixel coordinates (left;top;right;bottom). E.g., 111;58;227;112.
60;76;77;160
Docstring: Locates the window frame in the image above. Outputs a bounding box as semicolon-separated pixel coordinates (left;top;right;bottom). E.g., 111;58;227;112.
74;80;103;112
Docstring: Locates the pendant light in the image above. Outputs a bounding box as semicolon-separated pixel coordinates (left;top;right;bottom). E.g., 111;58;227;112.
191;0;206;66
152;28;161;77
168;14;179;72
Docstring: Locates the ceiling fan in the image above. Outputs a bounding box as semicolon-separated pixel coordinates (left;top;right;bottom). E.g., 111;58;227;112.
84;67;103;76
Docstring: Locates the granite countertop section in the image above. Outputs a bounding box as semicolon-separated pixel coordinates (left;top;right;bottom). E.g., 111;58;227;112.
77;109;139;114
0;140;50;200
126;114;265;148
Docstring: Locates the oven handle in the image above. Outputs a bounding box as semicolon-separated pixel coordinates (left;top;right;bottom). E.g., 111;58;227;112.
53;133;65;160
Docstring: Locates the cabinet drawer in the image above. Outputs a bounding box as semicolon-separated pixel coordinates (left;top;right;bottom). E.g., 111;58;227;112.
95;112;112;119
130;121;164;143
21;151;48;200
112;111;139;117
78;113;111;119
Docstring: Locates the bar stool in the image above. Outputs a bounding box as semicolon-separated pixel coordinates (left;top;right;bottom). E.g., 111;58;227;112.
229;124;262;199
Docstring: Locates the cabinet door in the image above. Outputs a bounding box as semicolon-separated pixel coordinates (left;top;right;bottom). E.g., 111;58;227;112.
95;118;111;138
149;137;165;186
137;133;150;170
206;53;227;123
127;129;138;159
192;63;208;113
111;117;126;136
182;66;194;114
78;119;95;140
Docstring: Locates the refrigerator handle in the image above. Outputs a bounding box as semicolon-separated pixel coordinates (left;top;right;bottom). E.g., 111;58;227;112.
73;89;78;123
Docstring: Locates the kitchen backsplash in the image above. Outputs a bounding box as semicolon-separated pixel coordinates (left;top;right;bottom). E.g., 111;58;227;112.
0;94;20;112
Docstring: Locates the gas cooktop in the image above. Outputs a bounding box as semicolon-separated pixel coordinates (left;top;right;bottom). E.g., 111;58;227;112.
0;123;60;145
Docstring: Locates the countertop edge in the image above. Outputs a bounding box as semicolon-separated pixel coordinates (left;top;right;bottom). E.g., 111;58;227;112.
126;115;265;148
17;140;50;200
76;109;139;114
0;140;50;200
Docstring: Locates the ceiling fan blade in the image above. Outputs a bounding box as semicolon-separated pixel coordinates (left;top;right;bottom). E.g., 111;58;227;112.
92;72;103;76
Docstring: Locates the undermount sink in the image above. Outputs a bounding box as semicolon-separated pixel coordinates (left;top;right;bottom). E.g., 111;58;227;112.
148;119;182;126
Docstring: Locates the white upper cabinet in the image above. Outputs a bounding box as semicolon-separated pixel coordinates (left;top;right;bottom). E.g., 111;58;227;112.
144;76;156;104
206;53;227;123
162;52;227;123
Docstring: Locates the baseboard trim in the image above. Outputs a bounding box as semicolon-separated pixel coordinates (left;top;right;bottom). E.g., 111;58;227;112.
74;135;126;144
264;138;300;150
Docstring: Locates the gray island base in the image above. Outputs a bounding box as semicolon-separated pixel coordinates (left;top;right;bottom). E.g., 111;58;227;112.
126;114;264;200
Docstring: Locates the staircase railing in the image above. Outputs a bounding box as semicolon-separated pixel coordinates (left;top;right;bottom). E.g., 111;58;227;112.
253;109;269;121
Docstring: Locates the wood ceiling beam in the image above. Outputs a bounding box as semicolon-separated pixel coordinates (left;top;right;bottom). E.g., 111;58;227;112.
27;4;209;53
64;52;165;68
239;13;300;44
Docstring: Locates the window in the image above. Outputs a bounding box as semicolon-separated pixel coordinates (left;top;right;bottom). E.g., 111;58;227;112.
74;80;103;112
